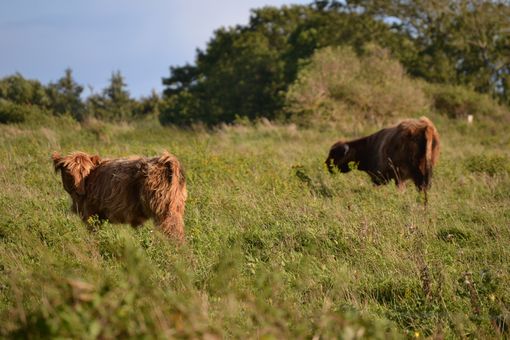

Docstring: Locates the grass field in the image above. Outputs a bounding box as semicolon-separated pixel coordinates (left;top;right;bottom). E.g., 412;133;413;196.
1;113;509;338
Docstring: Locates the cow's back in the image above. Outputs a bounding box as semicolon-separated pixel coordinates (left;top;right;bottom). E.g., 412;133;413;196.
366;122;424;183
84;158;148;224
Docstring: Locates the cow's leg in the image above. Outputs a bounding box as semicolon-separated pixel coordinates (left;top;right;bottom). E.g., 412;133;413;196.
155;214;185;242
130;217;147;228
396;179;406;191
412;174;429;206
369;172;387;186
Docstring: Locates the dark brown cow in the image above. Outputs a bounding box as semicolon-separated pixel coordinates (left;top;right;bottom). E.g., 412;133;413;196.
325;117;440;202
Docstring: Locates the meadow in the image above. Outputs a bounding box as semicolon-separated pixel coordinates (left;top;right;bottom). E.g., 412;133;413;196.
0;113;509;338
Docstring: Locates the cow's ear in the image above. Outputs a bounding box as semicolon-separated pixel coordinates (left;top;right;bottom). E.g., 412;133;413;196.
52;152;63;172
90;155;101;166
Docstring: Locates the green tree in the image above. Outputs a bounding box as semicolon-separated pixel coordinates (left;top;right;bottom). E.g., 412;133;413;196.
133;90;161;118
344;0;510;104
0;73;50;107
282;1;415;83
161;6;305;125
161;3;407;126
46;68;85;120
0;73;52;123
87;71;134;121
162;0;509;126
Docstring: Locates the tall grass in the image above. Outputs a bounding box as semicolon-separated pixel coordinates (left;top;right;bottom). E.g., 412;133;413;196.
0;113;509;338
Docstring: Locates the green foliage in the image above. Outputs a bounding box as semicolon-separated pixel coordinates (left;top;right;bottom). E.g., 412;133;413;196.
159;90;202;126
161;1;509;126
283;1;414;83
0;70;147;124
0;99;53;124
133;90;161;119
1;115;510;337
161;18;290;125
286;45;428;126
345;0;510;105
0;73;51;108
86;71;136;122
46;68;86;120
0;99;28;123
425;83;509;119
161;4;409;126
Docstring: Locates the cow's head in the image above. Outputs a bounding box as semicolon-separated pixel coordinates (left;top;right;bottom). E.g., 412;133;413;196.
52;151;101;197
325;142;352;173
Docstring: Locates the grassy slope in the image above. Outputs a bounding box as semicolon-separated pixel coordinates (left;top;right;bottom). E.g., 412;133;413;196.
0;114;509;338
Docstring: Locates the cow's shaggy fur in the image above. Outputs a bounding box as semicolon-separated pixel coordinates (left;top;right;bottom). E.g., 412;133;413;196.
52;151;187;240
325;117;440;202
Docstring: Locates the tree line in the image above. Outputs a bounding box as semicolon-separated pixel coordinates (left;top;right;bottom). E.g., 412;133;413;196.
0;70;159;124
1;0;509;125
160;0;510;125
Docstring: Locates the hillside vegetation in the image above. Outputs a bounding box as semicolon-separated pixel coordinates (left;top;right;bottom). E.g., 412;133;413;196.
3;1;508;127
1;111;510;338
1;0;510;337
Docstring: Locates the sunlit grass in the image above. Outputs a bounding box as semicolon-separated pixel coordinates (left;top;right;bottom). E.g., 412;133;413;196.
0;114;509;338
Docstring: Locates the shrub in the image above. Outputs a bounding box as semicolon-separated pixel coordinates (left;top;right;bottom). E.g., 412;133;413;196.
425;83;508;119
0;100;25;123
285;45;429;126
0;99;49;124
159;91;201;126
0;73;50;108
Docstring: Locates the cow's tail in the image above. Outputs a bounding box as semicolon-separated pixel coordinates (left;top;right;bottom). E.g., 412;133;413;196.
146;151;187;240
420;117;439;201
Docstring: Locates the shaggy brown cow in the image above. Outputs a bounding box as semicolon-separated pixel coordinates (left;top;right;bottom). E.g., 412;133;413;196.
52;151;187;240
325;117;440;202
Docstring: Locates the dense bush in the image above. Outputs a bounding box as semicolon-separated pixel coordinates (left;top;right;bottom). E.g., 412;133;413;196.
0;99;50;124
285;45;428;126
0;100;27;123
159;90;201;126
46;68;86;121
85;71;138;122
332;0;510;106
424;83;508;119
132;91;161;119
0;73;50;108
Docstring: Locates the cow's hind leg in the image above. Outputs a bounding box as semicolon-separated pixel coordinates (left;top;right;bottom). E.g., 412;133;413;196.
157;214;185;242
369;172;388;186
395;178;407;191
413;175;430;206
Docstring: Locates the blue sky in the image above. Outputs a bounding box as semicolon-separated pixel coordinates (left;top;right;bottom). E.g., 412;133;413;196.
0;0;309;98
